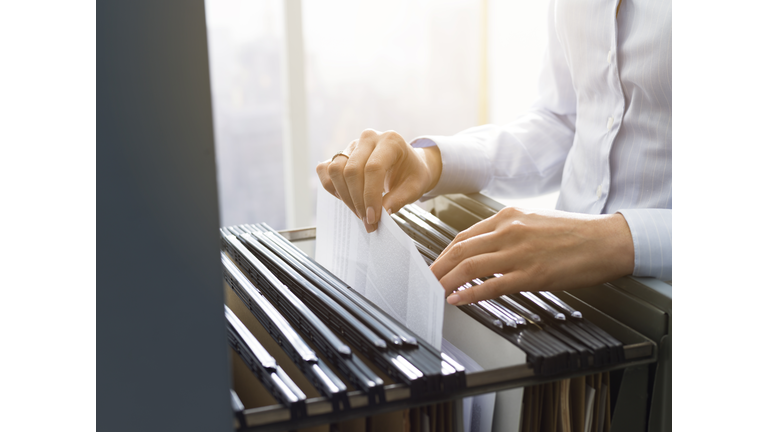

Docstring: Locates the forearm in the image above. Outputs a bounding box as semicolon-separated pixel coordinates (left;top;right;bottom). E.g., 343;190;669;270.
410;108;575;200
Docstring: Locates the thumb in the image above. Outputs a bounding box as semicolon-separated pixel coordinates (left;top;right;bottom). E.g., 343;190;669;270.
382;187;419;216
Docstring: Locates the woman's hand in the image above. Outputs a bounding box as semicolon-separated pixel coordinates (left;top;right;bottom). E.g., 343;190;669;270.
430;207;635;305
316;129;442;233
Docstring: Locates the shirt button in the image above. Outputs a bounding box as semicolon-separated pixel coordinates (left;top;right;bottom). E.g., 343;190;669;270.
596;184;603;198
607;116;614;129
607;50;612;64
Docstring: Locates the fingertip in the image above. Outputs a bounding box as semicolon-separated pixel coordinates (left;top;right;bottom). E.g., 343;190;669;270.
446;294;460;305
381;194;402;216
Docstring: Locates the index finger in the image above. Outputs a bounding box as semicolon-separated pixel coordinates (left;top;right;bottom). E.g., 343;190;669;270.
362;132;406;227
446;273;527;305
433;216;497;264
344;131;379;230
430;231;498;281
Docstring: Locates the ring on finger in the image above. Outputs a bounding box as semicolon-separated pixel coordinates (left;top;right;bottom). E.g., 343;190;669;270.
332;151;350;162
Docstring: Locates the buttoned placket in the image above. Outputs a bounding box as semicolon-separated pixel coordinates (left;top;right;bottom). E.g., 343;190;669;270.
597;0;626;213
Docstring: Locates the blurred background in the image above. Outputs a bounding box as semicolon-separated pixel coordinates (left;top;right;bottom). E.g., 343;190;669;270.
205;0;557;230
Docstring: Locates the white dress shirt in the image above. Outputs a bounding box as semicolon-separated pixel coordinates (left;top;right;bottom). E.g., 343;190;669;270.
412;0;672;281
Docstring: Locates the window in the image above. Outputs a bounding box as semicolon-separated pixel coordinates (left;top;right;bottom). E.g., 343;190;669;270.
206;0;553;229
206;0;287;228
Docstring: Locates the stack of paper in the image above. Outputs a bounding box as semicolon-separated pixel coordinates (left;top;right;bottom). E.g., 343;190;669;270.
315;191;445;349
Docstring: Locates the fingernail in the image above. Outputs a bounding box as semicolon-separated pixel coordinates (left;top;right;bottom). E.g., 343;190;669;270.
357;210;363;220
334;193;340;199
386;208;392;215
447;294;460;305
365;222;374;233
366;207;375;224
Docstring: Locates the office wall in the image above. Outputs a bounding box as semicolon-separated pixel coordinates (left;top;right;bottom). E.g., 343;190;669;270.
97;1;231;431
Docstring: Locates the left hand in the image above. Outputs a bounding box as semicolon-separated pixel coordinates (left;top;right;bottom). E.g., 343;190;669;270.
315;129;442;233
429;207;635;305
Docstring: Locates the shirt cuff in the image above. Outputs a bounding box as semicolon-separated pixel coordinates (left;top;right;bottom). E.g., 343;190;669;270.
617;208;672;281
410;134;492;198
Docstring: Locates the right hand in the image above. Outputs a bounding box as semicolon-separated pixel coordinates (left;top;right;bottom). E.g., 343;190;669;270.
316;129;442;233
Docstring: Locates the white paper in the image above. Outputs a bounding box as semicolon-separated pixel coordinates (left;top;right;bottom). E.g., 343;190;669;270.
442;339;496;432
442;303;526;432
315;190;445;349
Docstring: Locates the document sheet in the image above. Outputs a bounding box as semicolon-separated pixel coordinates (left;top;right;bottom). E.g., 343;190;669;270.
315;190;445;349
441;339;496;432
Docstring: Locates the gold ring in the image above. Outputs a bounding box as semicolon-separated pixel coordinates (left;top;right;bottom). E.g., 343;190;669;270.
332;151;350;162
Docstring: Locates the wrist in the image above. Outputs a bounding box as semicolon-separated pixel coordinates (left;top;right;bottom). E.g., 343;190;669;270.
599;213;635;276
415;146;442;193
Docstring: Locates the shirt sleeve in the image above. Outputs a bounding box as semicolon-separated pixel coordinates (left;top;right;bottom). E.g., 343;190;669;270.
411;0;577;199
617;208;672;281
